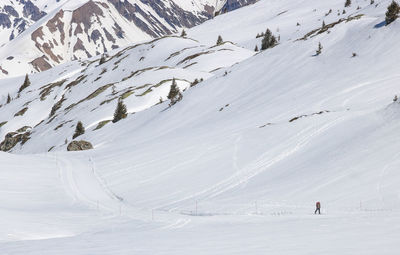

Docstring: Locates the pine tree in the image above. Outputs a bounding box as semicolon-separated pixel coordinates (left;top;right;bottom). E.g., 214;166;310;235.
316;42;323;55
386;1;400;25
216;35;224;45
345;0;351;7
6;94;11;104
261;29;278;50
322;21;326;27
181;29;187;37
255;45;259;52
99;54;106;65
73;121;85;139
112;99;128;123
167;79;183;106
18;74;31;93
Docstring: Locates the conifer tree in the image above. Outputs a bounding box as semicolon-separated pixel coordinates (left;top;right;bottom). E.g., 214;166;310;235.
112;99;128;123
316;42;323;56
255;45;259;52
73;121;85;139
167;79;183;106
99;54;106;65
18;74;31;93
386;1;400;25
261;29;278;50
181;29;187;37
6;94;11;104
216;35;224;45
345;0;351;7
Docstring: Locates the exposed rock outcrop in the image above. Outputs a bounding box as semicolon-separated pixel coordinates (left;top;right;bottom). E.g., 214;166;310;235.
67;140;93;151
31;56;52;72
0;13;11;28
22;0;46;21
216;0;258;15
0;126;32;152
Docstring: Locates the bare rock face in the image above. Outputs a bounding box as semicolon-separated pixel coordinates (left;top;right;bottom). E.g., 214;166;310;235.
0;0;46;41
0;126;32;152
22;0;46;21
216;0;258;15
0;13;11;29
108;0;209;38
67;140;93;151
31;56;52;72
4;5;19;18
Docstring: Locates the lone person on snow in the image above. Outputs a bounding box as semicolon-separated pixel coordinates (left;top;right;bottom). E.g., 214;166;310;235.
315;201;321;214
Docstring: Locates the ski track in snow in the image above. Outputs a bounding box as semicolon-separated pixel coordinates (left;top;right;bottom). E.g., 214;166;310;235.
161;115;347;210
55;154;123;214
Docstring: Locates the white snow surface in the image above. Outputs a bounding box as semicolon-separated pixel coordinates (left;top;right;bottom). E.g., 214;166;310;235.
0;0;400;254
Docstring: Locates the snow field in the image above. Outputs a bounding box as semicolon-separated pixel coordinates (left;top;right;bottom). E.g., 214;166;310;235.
1;0;400;254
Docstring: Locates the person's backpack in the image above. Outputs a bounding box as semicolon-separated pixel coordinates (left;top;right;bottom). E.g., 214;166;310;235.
316;202;321;208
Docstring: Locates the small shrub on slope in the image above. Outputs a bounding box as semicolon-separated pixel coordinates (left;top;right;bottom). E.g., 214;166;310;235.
181;29;187;37
168;79;183;106
216;35;224;45
386;1;400;25
73;121;85;139
316;42;323;56
113;100;128;123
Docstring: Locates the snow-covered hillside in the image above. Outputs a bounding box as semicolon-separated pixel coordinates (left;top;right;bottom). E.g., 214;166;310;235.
0;0;257;78
0;35;254;153
1;0;400;254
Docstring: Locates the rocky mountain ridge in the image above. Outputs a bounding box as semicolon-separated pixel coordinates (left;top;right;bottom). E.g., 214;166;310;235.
0;0;257;78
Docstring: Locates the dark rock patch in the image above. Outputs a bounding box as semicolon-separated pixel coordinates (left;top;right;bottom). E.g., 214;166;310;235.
67;140;93;151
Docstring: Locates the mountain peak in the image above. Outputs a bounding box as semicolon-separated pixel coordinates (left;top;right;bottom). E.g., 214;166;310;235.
0;0;257;77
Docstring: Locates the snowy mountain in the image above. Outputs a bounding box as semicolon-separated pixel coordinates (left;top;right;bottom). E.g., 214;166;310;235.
1;0;400;254
0;0;257;78
0;0;46;45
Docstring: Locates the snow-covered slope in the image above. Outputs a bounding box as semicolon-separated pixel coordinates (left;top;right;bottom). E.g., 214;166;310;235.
1;0;400;254
0;0;257;78
0;35;254;153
